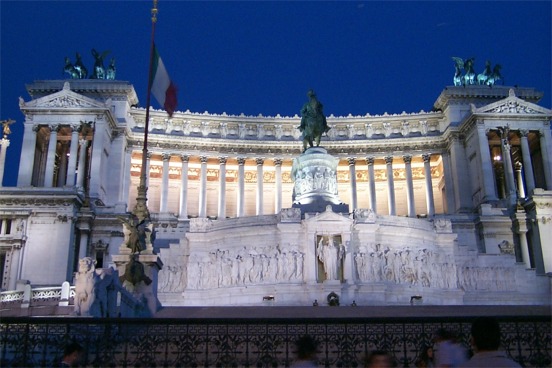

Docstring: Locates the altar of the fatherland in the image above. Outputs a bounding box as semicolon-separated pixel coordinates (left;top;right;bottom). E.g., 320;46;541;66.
0;78;551;309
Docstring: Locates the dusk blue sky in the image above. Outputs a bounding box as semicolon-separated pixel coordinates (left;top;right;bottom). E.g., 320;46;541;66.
1;1;551;187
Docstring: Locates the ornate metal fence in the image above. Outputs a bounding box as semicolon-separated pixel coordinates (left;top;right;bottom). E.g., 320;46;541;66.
1;315;550;367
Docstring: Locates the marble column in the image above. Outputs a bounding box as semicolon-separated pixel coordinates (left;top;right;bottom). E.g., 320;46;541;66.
43;124;60;187
539;129;552;190
422;153;435;217
65;125;80;186
514;209;532;269
403;155;416;217
477;124;498;201
384;155;396;216
76;138;88;188
8;245;21;290
441;152;456;214
515;162;525;199
120;149;132;203
499;131;517;205
160;153;171;213
199;156;208;218
519;130;535;194
366;156;377;213
0;139;10;187
17;124;38;186
237;157;246;217
78;229;89;260
256;158;264;215
348;158;358;210
179;154;189;219
274;158;283;214
449;135;473;211
56;141;69;187
218;157;227;219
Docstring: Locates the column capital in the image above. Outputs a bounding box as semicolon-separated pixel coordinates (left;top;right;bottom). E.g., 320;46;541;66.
70;123;81;132
200;156;208;164
256;158;265;166
366;156;375;165
237;157;246;165
422;153;431;163
219;156;228;165
402;155;412;164
161;153;171;161
32;125;41;133
518;129;530;138
48;124;61;132
146;151;153;159
384;155;394;165
514;161;522;171
347;157;356;166
273;158;283;166
180;154;190;163
497;125;511;140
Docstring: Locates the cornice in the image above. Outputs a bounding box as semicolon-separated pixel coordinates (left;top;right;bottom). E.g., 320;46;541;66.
126;130;448;159
433;85;543;111
0;189;84;208
127;108;446;158
26;80;139;106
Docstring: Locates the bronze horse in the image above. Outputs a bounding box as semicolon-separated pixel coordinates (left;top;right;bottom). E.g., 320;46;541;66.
298;90;330;152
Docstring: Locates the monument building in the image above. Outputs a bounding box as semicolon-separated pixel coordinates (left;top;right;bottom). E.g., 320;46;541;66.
0;76;551;307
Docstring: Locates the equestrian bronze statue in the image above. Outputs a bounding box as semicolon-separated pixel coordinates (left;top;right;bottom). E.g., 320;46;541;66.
298;90;330;152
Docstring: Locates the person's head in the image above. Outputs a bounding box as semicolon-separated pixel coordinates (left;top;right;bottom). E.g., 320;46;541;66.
470;316;501;352
295;334;318;360
62;342;83;365
365;350;392;368
420;345;433;360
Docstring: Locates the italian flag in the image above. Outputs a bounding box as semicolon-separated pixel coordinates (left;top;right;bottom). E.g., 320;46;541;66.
150;44;178;116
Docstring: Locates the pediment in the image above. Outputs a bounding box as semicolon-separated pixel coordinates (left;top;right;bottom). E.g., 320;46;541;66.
22;81;106;110
474;89;551;116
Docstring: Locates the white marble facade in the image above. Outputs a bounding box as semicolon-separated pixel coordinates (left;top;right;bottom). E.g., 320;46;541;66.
0;80;551;307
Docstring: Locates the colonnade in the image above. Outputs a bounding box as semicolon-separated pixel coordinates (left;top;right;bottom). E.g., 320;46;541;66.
481;127;551;205
139;152;439;219
18;124;90;188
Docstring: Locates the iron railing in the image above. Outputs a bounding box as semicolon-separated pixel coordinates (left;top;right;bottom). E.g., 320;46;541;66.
1;315;550;367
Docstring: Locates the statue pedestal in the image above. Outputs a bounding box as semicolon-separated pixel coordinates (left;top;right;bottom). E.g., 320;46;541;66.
291;147;349;215
112;253;163;317
322;279;342;286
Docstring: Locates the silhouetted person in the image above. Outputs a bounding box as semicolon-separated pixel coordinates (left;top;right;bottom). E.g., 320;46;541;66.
460;317;521;367
416;345;435;367
434;328;467;367
60;342;83;367
364;350;393;368
291;334;318;367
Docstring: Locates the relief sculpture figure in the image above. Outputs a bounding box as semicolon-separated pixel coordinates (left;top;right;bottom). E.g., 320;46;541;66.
317;236;344;281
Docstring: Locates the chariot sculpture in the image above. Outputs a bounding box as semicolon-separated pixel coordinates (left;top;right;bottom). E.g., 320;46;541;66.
452;57;503;86
64;49;115;80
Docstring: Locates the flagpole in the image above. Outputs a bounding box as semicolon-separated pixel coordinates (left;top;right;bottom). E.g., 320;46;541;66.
134;0;158;223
